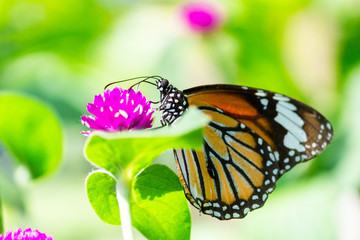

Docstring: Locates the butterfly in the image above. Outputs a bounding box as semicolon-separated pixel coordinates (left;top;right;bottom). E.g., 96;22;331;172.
107;76;334;220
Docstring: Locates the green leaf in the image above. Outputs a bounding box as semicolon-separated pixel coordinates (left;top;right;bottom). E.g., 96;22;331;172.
86;165;191;240
84;107;208;179
0;93;62;178
131;164;191;240
86;171;120;225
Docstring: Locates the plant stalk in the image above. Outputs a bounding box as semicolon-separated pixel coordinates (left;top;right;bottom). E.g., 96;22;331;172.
116;178;133;240
0;189;4;234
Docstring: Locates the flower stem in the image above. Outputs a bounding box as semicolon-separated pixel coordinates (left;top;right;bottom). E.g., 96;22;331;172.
0;190;3;234
116;178;133;240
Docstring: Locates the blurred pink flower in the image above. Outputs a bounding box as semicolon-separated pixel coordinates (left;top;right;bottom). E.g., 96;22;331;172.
81;88;154;135
0;228;52;240
180;1;222;33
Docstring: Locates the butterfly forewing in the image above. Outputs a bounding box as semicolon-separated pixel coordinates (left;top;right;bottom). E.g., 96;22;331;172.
183;85;334;176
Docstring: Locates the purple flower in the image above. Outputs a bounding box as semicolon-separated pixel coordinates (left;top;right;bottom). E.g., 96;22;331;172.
81;88;154;135
0;228;52;240
180;2;223;33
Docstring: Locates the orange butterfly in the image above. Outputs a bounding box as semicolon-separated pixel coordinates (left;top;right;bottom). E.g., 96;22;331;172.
154;77;333;220
107;76;334;220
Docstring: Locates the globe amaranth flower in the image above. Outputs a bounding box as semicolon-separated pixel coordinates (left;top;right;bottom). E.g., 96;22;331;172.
180;1;223;33
81;88;154;135
0;228;52;240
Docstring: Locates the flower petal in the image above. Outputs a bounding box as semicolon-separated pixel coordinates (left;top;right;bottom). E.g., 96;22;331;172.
80;87;154;134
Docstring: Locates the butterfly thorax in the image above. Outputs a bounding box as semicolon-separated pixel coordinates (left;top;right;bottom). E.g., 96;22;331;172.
156;79;188;125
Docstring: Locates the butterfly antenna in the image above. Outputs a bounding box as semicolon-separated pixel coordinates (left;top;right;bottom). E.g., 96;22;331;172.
104;75;162;90
128;76;164;89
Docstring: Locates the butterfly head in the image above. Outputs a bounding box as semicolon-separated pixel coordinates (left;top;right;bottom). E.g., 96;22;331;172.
156;78;169;94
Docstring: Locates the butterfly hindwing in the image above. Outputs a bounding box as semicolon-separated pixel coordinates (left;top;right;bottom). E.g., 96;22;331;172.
174;107;280;220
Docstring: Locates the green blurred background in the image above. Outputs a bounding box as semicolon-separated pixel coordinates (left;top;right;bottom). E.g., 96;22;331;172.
1;0;360;239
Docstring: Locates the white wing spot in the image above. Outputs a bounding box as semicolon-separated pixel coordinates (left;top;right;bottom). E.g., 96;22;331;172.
214;211;221;218
252;204;260;209
213;203;220;208
274;151;280;160
205;209;213;215
275;104;305;128
203;202;211;208
283;132;306;152
243;208;250;215
262;194;268;201
255;90;267;97
233;205;240;210
273;94;290;101
260;98;269;108
278;101;297;110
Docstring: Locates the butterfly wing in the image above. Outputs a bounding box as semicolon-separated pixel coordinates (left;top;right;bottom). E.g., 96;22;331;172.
183;85;333;175
174;107;279;220
174;84;333;220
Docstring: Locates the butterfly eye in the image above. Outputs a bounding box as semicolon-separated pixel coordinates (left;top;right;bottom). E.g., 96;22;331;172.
160;79;169;89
